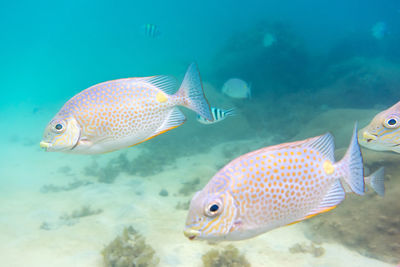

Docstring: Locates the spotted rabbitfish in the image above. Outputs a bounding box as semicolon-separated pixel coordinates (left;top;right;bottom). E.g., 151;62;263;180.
359;101;400;153
184;124;365;241
196;107;235;124
40;63;213;154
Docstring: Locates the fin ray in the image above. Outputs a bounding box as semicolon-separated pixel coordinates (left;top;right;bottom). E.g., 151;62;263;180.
175;63;213;121
151;107;186;138
304;133;335;162
365;167;385;196
335;123;365;195
143;75;178;95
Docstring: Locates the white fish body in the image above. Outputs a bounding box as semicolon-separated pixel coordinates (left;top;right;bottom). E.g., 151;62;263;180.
184;124;365;241
40;63;213;154
222;78;251;99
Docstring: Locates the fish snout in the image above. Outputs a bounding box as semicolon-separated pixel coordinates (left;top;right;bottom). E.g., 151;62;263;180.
39;141;51;150
362;131;378;143
183;228;200;240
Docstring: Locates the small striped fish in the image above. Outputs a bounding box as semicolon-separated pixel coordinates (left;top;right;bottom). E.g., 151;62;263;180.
40;63;213;154
359;101;400;153
184;124;368;241
143;23;161;38
196;107;235;124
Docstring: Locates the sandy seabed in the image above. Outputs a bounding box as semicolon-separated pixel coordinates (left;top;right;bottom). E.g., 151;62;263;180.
0;105;396;267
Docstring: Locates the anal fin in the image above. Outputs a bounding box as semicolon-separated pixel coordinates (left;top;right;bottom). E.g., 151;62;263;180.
306;179;345;218
287;180;345;226
145;107;186;141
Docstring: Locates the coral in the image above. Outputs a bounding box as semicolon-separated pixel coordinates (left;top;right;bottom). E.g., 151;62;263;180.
202;245;250;267
289;242;325;257
102;226;159;267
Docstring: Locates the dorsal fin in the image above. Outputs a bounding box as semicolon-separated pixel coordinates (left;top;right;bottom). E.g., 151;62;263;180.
303;133;335;162
142;75;178;95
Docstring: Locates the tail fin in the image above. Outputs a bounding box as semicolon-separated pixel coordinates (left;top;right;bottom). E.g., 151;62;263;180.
335;123;365;195
365;167;385;196
175;63;213;121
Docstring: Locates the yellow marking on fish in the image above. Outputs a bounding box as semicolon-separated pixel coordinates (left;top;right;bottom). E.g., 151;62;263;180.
286;206;337;226
127;124;183;148
323;160;334;175
156;91;168;103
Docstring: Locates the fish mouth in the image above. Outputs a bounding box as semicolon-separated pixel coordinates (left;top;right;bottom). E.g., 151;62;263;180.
183;229;200;240
39;141;51;151
361;131;377;143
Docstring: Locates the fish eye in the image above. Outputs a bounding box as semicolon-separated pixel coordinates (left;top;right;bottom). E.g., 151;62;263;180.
52;120;66;133
383;116;400;129
205;201;222;217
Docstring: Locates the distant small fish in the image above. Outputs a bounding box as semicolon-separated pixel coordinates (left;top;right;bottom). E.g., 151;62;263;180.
143;23;161;38
371;21;387;40
40;63;213;154
222;78;251;99
358;101;400;153
263;32;276;48
197;107;235;124
184;124;368;241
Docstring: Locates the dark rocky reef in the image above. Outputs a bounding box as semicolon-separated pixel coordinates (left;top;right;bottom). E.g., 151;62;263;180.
102;226;159;267
202;245;250;267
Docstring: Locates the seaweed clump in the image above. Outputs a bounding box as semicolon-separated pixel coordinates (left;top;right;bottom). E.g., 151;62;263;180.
202;245;250;267
102;226;159;267
40;180;92;193
175;200;190;210
289;242;325;257
60;205;102;220
178;177;201;196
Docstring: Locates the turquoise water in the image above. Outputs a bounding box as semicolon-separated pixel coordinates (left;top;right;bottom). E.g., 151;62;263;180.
1;1;400;266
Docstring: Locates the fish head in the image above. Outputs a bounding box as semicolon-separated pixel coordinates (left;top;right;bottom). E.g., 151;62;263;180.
40;116;81;152
359;103;400;153
184;189;238;241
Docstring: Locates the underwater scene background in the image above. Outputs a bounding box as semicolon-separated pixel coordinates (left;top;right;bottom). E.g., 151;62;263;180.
1;0;400;266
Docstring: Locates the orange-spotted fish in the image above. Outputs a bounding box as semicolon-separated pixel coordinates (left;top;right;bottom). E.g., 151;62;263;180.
184;124;365;241
40;63;213;154
359;101;400;153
